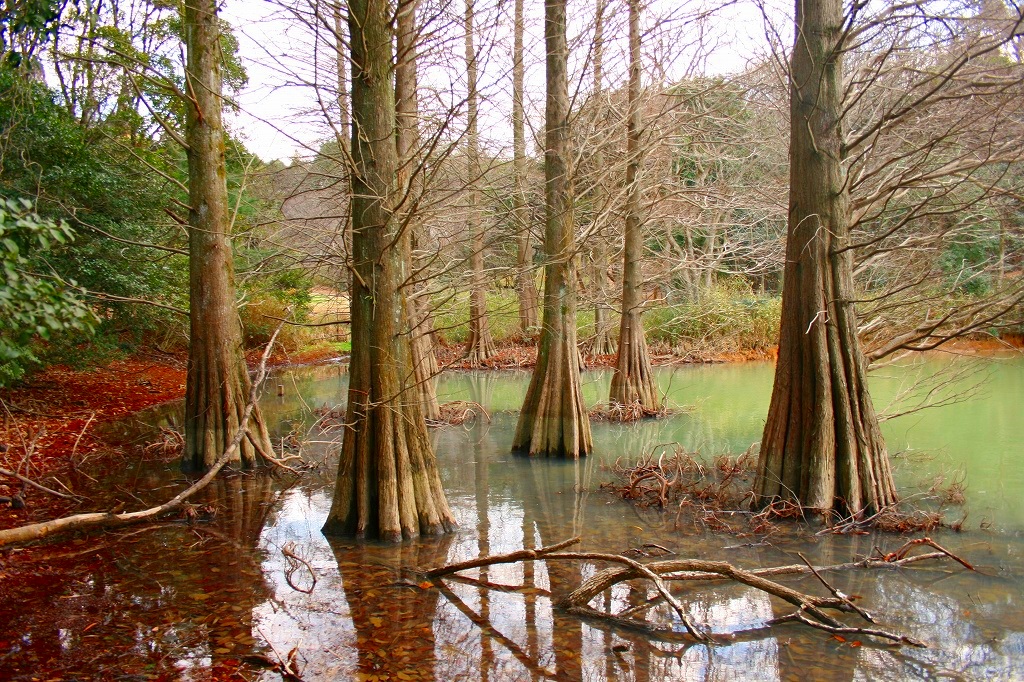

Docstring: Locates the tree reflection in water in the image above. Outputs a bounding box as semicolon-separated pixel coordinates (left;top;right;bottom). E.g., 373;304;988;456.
325;537;454;679
0;470;279;679
9;361;1024;680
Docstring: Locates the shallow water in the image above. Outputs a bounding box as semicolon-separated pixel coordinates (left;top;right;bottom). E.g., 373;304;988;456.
3;355;1023;680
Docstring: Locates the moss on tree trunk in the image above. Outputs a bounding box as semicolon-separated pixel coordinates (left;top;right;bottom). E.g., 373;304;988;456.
182;0;273;471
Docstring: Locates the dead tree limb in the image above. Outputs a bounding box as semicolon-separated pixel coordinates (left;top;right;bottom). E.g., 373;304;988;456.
0;321;285;548
422;537;971;647
768;610;925;646
423;536;581;578
0;466;77;500
433;581;554;679
282;541;317;594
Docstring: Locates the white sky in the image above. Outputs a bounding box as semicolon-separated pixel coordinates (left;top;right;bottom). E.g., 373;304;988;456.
221;0;786;163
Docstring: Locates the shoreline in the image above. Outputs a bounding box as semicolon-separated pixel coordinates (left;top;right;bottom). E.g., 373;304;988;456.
1;334;1019;527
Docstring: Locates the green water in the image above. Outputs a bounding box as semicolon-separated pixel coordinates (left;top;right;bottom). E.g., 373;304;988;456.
250;354;1024;680
5;355;1024;680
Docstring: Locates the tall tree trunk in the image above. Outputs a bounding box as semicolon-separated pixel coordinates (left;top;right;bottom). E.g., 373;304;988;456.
396;0;440;420
513;0;539;335
609;0;658;410
590;243;616;355
464;0;497;364
754;0;897;517
322;0;456;541
587;0;616;357
333;1;350;155
182;0;274;471
511;0;593;458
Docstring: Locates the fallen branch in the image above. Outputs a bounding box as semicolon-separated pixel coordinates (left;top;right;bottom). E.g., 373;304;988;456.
70;412;97;465
0;322;285;548
768;610;925;647
251;629;305;681
424;537;581;578
422;536;971;647
434;581;553;679
0;465;77;500
880;536;975;571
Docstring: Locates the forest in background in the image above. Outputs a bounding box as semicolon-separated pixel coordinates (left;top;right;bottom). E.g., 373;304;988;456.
3;0;1022;387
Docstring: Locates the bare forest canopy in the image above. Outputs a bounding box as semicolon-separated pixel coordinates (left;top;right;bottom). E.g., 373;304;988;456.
3;7;1024;679
0;0;1020;384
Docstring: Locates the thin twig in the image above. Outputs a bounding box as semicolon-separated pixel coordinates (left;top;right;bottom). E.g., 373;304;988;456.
70;412;97;465
768;610;925;647
798;552;875;623
0;466;76;499
281;541;317;594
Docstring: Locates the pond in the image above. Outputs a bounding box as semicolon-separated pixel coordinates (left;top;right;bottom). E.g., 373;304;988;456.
3;353;1023;680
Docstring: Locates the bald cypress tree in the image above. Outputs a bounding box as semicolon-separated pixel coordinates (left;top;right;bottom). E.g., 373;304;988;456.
182;0;274;471
322;0;456;540
609;0;659;411
754;0;897;517
511;0;592;458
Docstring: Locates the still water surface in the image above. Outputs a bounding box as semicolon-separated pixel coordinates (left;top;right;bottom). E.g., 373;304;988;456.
4;354;1023;680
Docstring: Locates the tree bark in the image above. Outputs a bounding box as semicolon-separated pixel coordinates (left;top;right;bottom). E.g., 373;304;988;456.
513;0;539;335
754;0;897;517
322;0;456;541
609;0;658;410
511;0;593;458
396;0;440;421
464;0;497;364
590;244;617;355
182;0;274;471
587;0;616;357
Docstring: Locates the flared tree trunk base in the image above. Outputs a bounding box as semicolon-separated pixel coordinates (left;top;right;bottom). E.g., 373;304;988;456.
609;316;659;412
755;0;897;519
512;325;592;457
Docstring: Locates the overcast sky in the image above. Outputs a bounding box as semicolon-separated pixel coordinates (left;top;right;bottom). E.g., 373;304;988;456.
221;0;783;164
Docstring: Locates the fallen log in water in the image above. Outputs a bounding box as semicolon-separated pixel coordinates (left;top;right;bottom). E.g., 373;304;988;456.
423;536;973;647
0;321;293;548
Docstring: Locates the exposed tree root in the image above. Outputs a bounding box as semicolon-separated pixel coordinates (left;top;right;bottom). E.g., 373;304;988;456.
604;447;964;534
422;536;973;647
425;401;491;428
588;401;675;423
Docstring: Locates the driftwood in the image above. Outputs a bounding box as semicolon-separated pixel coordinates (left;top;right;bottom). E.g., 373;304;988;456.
0;322;286;548
423;536;974;647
